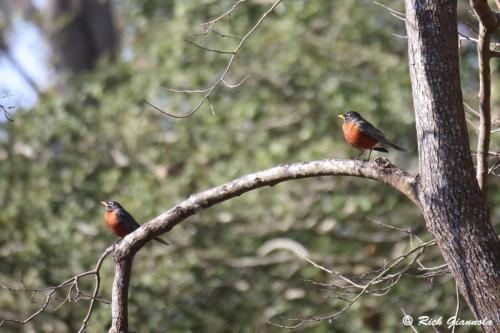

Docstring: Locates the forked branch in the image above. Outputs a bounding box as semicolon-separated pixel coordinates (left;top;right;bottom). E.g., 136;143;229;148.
109;158;418;332
0;246;113;332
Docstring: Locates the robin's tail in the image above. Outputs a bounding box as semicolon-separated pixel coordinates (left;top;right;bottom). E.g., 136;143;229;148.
379;139;406;152
155;237;170;246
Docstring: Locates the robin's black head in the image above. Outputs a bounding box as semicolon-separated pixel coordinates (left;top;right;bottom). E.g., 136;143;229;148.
100;201;123;212
338;111;363;122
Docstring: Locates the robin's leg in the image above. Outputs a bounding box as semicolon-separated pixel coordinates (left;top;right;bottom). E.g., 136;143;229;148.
367;149;372;161
355;150;364;160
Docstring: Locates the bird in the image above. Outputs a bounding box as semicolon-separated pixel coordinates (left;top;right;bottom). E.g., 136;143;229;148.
100;201;169;246
338;111;406;160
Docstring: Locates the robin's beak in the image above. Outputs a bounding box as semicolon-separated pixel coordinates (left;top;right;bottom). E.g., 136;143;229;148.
337;114;345;119
100;201;108;208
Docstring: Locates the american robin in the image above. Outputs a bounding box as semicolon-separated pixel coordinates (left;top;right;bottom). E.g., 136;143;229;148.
100;201;169;246
338;111;406;160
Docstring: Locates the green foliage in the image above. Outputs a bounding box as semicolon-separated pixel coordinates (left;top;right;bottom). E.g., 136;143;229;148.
0;1;497;332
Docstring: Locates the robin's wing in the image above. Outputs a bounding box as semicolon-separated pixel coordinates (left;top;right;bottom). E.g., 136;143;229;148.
356;120;406;151
356;120;386;141
117;210;141;233
118;210;169;245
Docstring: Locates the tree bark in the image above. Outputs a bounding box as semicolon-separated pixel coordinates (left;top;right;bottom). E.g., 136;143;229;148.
405;0;500;330
109;256;132;333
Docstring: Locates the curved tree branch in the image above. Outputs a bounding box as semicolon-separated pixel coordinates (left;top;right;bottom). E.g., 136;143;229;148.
108;158;417;332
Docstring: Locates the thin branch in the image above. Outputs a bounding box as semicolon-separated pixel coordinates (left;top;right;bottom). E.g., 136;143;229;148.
0;104;15;122
466;117;479;130
0;246;113;331
463;101;480;117
488;157;500;175
268;240;434;329
470;0;498;30
78;246;114;333
207;29;242;39
183;39;235;55
0;94;15;121
367;217;421;240
222;75;249;88
458;32;479;43
471;150;500;157
451;282;460;333
470;0;498;193
145;0;282;118
201;0;247;33
401;308;419;333
373;2;405;21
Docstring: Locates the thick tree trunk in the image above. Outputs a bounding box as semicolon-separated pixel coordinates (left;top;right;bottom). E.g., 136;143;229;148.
405;0;500;330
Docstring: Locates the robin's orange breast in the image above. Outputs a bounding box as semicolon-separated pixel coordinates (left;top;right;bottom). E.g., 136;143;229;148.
104;211;130;237
342;122;378;150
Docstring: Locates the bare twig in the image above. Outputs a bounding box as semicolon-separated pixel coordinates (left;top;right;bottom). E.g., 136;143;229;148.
267;239;435;329
204;29;242;40
0;103;14;122
451;282;460;333
0;94;14;121
373;2;405;21
463;101;480;117
466;117;479;130
458;31;479;43
78;246;113;333
487;157;500;175
183;39;235;55
470;0;499;193
401;308;419;333
145;0;282;118
201;0;247;34
0;246;113;331
471;150;500;157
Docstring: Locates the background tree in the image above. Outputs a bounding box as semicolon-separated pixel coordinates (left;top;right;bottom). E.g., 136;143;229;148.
45;0;116;74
